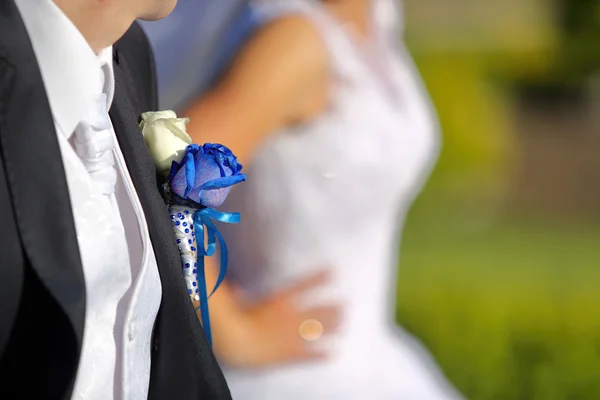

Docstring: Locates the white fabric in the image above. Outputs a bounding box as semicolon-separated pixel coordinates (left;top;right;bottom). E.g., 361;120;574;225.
220;0;463;398
74;93;118;196
14;1;162;399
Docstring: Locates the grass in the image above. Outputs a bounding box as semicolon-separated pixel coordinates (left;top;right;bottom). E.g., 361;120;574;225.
396;190;600;399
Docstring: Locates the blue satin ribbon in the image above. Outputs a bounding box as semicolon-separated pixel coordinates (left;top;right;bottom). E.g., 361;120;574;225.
193;207;241;347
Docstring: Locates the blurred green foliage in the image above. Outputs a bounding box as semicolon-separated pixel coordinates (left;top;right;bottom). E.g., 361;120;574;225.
397;202;600;399
510;0;600;88
408;52;515;199
397;2;600;398
553;0;600;83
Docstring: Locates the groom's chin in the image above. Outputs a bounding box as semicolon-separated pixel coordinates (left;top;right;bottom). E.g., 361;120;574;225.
137;0;178;21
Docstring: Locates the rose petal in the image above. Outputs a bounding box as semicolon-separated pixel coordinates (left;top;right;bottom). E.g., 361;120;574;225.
143;119;191;174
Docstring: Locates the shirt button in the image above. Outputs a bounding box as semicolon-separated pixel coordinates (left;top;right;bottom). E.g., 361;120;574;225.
128;324;136;342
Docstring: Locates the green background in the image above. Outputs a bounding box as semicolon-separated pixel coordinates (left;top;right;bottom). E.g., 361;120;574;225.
397;1;600;398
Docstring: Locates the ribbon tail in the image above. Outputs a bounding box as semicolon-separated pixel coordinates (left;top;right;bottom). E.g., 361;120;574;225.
201;217;228;297
194;214;213;347
197;209;241;296
196;256;213;347
212;226;228;296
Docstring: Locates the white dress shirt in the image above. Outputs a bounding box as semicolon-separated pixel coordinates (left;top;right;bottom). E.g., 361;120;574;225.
15;1;162;399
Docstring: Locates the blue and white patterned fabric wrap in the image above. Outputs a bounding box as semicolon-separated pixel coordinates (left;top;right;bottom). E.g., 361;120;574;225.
169;205;200;300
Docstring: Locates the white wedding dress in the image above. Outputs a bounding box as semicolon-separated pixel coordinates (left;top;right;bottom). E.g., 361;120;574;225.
219;0;463;398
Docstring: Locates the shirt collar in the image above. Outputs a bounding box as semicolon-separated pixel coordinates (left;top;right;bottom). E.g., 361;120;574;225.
98;47;116;110
14;0;115;139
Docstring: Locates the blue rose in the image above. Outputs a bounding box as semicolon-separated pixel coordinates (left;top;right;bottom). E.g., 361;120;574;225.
169;143;246;207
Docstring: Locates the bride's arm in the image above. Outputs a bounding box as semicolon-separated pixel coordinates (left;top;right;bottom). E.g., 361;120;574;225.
182;15;329;165
185;15;339;368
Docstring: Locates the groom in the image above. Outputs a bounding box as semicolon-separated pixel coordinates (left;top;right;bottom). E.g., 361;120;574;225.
0;0;230;399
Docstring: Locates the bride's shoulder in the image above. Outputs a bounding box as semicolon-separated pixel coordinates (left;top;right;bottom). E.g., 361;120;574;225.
250;0;329;45
242;12;328;78
204;8;329;134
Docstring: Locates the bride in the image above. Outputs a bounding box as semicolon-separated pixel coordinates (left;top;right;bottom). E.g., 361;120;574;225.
183;0;463;398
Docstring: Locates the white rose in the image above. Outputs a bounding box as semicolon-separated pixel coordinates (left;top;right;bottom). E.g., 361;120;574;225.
140;110;192;176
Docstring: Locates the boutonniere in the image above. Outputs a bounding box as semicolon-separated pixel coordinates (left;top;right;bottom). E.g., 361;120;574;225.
140;110;246;346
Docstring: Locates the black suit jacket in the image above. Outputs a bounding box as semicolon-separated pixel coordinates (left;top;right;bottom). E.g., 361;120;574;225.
0;2;231;399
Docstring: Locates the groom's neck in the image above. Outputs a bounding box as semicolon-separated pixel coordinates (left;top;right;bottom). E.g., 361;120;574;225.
52;0;136;53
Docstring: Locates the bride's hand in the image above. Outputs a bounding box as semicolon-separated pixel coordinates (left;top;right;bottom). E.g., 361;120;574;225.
215;271;341;368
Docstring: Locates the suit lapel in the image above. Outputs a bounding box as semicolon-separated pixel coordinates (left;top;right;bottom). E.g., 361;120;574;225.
0;0;85;345
111;50;230;399
109;48;194;326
